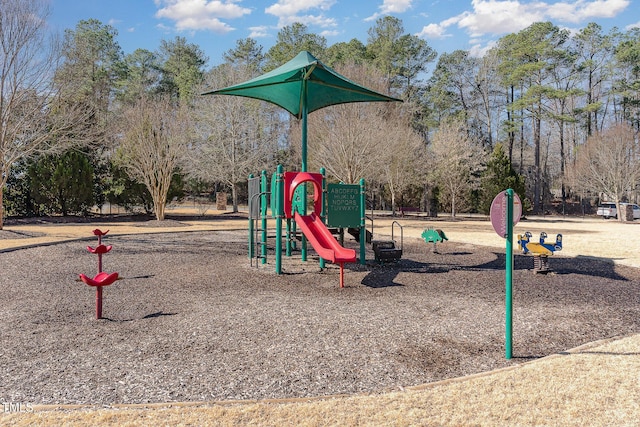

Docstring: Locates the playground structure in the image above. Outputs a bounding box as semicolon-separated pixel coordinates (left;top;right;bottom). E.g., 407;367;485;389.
248;164;429;280
205;50;406;287
517;231;563;274
249;166;366;287
79;229;119;318
248;165;421;283
421;228;448;253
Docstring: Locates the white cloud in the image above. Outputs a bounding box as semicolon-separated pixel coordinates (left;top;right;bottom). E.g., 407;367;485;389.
468;40;497;58
248;25;270;38
365;0;414;21
275;14;337;28
457;0;546;37
155;0;252;33
265;0;335;16
457;0;631;36
416;23;451;39
320;29;340;37
416;15;461;39
626;21;640;30
156;23;173;33
548;0;630;22
364;12;382;22
265;0;337;29
417;0;631;44
379;0;414;14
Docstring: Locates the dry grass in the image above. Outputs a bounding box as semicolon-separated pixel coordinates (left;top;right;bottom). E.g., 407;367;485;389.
4;334;639;426
1;209;639;426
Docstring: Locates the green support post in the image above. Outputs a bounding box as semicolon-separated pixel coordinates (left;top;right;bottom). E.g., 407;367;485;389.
359;178;366;265
286;218;292;256
275;165;283;274
301;218;307;262
300;82;308;262
505;188;514;359
248;173;254;259
319;168;326;270
260;170;268;264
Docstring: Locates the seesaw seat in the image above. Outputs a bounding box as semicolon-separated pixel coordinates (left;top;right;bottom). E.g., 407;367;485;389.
522;242;553;256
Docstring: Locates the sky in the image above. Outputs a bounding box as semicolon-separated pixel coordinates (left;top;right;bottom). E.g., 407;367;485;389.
48;0;639;67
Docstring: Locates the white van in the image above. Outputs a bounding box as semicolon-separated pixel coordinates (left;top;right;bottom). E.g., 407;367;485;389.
620;203;640;220
597;202;640;219
596;202;616;219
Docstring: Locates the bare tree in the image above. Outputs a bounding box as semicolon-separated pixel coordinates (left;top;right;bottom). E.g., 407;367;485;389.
430;118;486;217
190;63;281;211
115;95;189;221
308;63;398;184
304;62;424;214
309;102;393;184
377;118;424;214
0;0;81;228
568;123;640;220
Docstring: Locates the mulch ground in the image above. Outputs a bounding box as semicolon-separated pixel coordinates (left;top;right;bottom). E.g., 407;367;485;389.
1;229;639;405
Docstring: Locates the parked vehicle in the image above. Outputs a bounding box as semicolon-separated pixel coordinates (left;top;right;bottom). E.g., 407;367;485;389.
596;202;617;219
621;203;640;220
596;202;640;219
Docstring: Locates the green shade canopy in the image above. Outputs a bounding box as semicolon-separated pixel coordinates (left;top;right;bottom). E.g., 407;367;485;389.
202;51;401;119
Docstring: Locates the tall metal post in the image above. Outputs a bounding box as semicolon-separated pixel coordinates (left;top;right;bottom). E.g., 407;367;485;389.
275;165;283;274
301;81;308;173
319;168;326;270
260;170;268;264
359;178;366;265
505;188;514;359
96;287;103;319
248;173;254;259
96;250;103;319
300;79;308;261
286;218;292;256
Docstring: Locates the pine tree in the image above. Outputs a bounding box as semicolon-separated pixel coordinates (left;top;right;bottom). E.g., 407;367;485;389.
480;143;527;214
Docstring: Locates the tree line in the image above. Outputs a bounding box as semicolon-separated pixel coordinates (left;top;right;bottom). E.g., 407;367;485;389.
2;0;640;228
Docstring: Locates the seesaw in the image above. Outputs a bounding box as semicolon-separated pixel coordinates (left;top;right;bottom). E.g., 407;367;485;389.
517;231;562;274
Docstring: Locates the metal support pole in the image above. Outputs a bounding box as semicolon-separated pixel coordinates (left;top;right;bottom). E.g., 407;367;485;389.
261;170;268;264
96;286;103;319
319;168;326;270
302;81;308;173
275;165;283;274
286;218;292;256
300;80;308;262
505;188;514;359
248;173;254;259
301;220;307;261
359;178;366;264
97;248;103;319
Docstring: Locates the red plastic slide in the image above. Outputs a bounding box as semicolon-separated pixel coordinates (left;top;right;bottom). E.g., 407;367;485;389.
294;212;356;263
